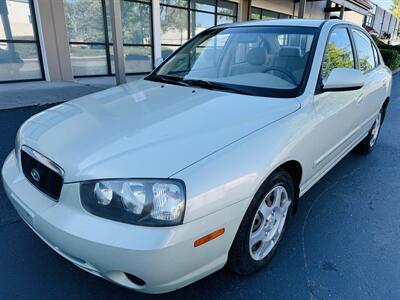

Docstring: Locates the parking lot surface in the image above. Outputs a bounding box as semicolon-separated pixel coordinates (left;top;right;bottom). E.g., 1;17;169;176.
0;74;399;299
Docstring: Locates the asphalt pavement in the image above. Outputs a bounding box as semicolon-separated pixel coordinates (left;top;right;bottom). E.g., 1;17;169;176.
0;74;399;299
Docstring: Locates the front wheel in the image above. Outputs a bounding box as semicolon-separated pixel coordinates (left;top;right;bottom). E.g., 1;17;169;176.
355;109;383;154
228;169;294;275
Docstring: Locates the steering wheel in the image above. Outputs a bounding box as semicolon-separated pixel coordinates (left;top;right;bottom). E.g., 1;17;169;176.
262;67;297;86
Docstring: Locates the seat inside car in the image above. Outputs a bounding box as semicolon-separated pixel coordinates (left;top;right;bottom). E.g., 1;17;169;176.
228;45;306;85
274;47;305;83
278;47;302;67
230;47;266;76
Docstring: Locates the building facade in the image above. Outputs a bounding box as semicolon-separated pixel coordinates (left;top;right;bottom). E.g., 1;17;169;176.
0;0;398;84
365;2;400;44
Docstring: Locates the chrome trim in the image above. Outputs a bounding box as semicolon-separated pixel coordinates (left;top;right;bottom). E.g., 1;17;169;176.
21;145;65;177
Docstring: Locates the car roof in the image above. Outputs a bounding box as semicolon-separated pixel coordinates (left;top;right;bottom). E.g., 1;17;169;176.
216;18;354;29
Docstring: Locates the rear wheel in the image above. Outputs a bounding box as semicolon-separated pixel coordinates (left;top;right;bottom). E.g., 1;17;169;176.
228;169;294;275
355;109;382;154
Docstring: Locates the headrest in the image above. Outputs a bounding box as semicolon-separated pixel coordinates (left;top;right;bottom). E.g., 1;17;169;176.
247;48;266;66
279;47;301;57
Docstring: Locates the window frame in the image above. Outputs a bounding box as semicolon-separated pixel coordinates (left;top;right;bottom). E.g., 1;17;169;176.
113;0;154;74
316;24;357;94
349;26;381;74
148;25;322;99
0;0;45;83
371;43;380;66
160;3;189;51
160;0;238;57
364;3;376;27
250;6;292;20
66;0;154;78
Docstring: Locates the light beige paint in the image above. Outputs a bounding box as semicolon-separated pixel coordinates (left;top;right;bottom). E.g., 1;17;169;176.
343;11;365;26
238;0;250;21
251;0;294;16
0;1;33;38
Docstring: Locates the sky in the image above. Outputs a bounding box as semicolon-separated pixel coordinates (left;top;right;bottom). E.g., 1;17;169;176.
373;0;393;10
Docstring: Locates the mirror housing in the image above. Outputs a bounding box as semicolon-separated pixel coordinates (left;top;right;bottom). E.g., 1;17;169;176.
322;68;365;92
155;57;164;68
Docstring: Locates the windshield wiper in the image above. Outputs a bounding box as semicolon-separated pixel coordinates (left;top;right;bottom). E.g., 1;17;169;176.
148;75;190;87
182;79;255;96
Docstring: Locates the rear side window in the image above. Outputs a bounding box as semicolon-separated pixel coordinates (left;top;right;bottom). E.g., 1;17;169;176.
352;29;376;72
321;27;355;81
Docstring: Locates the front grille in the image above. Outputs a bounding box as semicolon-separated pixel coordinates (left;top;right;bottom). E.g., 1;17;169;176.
21;147;64;200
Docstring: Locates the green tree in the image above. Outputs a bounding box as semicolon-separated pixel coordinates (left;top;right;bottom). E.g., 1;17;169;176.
120;1;151;44
160;0;188;44
390;0;400;18
64;0;151;44
359;56;372;71
321;43;354;80
64;0;105;43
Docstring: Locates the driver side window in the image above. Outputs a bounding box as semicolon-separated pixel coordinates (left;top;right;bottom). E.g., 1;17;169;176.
321;27;355;82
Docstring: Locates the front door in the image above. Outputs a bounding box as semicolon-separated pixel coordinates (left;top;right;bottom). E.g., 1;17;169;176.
311;26;362;174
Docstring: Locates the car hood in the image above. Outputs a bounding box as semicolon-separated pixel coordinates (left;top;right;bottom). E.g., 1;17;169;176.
19;79;300;182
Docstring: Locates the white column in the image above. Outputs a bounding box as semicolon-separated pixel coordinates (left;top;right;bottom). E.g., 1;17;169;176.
339;5;345;19
33;0;73;81
325;0;331;19
238;0;251;21
298;0;306;19
109;0;126;85
152;0;162;67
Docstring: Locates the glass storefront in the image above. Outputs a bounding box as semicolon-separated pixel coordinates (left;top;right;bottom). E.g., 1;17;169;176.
250;6;291;21
1;0;238;81
64;0;153;77
160;0;238;59
0;0;43;82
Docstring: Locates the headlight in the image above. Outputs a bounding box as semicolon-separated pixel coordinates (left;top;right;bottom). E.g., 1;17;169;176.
80;179;186;226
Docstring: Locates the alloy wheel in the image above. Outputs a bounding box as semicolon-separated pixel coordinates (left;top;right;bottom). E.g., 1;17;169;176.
249;185;291;261
369;112;382;148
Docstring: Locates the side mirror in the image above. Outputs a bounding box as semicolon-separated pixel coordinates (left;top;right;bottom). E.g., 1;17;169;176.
322;68;365;92
154;57;164;68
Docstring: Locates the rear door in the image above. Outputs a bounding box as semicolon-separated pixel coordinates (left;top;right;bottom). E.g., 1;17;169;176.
350;28;389;134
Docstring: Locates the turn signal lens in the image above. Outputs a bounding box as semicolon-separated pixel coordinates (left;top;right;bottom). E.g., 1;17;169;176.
194;228;225;247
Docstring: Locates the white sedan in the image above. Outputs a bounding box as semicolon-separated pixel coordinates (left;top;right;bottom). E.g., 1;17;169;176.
1;19;392;293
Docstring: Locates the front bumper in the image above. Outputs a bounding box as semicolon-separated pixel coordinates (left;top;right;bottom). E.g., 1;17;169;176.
1;151;248;293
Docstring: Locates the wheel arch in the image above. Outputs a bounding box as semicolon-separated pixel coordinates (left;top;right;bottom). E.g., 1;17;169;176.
382;97;390;122
227;159;304;271
276;160;302;214
252;160;303;216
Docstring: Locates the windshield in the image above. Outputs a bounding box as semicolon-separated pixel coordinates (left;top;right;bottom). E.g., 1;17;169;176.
147;26;317;98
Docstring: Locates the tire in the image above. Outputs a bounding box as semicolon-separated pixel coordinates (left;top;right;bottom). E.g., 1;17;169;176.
354;108;383;154
228;169;294;275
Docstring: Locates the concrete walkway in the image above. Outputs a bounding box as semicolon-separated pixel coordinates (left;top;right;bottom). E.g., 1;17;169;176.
1;69;399;111
0;75;144;110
